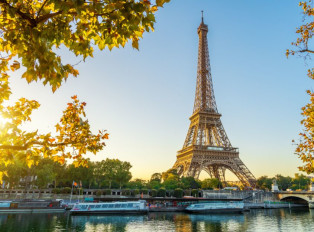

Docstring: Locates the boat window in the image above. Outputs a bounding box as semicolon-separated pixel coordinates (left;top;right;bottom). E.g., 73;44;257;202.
101;204;108;208
95;205;101;208
90;205;95;208
108;204;113;208
114;204;121;208
120;204;127;208
81;205;87;209
127;204;133;208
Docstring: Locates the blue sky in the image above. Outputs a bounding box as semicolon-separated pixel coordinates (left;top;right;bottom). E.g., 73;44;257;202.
8;0;313;180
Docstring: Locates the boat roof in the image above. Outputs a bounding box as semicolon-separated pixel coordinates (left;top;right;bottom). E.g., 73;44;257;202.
76;201;145;205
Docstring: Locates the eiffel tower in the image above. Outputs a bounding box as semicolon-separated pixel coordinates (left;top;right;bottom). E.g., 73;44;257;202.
172;16;256;187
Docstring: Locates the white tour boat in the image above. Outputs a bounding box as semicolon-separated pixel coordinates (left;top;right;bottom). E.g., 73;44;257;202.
70;200;148;215
186;201;244;214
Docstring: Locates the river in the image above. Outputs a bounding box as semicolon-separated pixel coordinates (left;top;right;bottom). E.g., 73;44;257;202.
0;208;313;231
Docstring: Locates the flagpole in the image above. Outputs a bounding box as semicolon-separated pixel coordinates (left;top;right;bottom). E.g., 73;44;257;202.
70;181;73;204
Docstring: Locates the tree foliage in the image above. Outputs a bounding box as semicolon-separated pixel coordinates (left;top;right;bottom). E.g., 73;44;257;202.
91;158;132;189
0;95;108;167
150;172;161;182
34;158;65;188
275;175;292;191
126;178;146;189
256;176;272;190
0;0;170;169
0;0;170;91
288;1;314;173
287;0;313;80
256;174;310;191
201;178;220;190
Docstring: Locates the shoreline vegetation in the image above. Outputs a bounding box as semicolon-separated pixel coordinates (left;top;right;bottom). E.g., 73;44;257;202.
0;158;311;193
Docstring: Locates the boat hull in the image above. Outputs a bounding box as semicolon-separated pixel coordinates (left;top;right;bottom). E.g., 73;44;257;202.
70;209;148;215
0;208;65;213
185;208;244;214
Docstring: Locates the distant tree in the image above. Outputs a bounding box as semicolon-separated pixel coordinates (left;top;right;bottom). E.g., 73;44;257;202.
191;189;199;197
100;158;132;189
157;187;166;197
150;189;158;197
161;169;179;182
180;177;201;189
150;173;162;182
201;178;221;190
163;179;179;190
1;159;28;188
93;161;105;188
101;159;118;189
115;161;132;189
147;180;162;190
173;188;183;198
291;173;310;190
126;179;146;189
66;160;95;188
256;176;272;190
34;158;65;188
275;175;292;191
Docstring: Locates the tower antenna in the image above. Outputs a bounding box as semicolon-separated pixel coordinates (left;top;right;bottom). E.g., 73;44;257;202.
201;10;204;23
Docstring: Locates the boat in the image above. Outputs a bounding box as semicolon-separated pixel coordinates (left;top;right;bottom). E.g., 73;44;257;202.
0;200;65;213
70;200;148;215
185;201;244;214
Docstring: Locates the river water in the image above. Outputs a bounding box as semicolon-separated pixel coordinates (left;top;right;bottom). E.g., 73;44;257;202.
0;208;313;232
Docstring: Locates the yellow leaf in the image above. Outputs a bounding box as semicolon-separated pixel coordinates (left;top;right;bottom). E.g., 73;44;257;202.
103;133;109;139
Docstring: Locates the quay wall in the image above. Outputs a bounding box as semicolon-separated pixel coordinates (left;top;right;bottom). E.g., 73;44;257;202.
0;189;278;202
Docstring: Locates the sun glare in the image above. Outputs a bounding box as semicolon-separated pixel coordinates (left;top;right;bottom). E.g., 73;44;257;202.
0;115;8;127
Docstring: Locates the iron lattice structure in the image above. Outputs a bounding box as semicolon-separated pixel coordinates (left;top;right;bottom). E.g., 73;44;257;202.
172;18;256;187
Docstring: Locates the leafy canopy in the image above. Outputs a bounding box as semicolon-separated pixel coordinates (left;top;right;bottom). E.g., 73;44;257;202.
0;0;170;92
288;1;314;173
0;0;170;168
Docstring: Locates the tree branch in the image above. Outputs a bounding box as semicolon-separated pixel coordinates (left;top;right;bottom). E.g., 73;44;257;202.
36;0;48;19
36;11;63;24
0;141;76;151
0;145;28;150
36;8;119;25
0;0;37;27
299;49;314;54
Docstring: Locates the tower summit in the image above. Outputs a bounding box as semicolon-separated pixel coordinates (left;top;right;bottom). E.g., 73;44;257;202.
172;17;256;187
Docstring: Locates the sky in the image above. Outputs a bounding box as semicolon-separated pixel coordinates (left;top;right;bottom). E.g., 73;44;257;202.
6;0;314;180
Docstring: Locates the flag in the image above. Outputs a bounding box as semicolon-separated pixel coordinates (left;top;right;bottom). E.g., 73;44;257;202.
73;181;78;187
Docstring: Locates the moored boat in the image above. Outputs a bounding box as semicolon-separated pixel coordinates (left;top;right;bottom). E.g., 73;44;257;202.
185;201;244;214
70;200;148;215
0;200;65;213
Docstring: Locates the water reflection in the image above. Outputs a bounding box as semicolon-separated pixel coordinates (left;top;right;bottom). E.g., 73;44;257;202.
188;213;246;232
0;212;67;232
0;209;312;232
70;215;145;232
